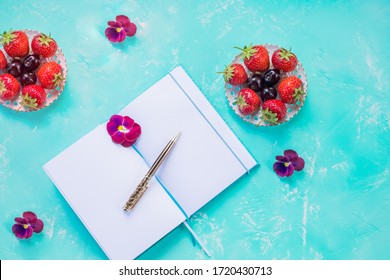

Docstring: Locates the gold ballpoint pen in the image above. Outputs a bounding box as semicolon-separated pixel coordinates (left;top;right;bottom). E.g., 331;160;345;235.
123;132;181;211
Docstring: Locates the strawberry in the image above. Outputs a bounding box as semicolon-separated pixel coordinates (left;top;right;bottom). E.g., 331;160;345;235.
236;88;260;115
21;84;46;110
0;49;7;69
0;30;29;58
271;48;298;72
219;63;248;85
235;44;269;72
261;99;287;124
0;73;20;101
277;76;304;104
31;33;58;58
37;62;64;89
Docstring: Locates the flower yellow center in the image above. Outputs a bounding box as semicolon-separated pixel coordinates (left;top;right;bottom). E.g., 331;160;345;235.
118;125;129;133
116;27;122;33
23;224;29;229
284;162;290;167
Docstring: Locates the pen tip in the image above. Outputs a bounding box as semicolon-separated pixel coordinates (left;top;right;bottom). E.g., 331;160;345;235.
173;131;181;142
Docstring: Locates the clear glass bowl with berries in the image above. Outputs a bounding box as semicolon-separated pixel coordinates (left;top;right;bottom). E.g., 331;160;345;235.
0;29;67;112
223;44;308;126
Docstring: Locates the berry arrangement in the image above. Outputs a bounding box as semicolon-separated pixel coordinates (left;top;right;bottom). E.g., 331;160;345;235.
222;44;307;126
0;29;66;111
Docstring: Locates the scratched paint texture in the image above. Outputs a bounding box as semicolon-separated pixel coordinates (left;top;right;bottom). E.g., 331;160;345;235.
0;0;389;260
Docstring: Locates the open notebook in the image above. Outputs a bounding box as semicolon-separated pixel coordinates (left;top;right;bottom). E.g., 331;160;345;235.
43;66;257;259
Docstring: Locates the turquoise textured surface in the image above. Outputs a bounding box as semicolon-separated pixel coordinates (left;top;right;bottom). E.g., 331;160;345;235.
1;0;389;260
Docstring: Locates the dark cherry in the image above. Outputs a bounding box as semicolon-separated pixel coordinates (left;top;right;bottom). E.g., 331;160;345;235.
259;87;278;102
247;73;264;92
20;72;37;87
262;69;281;87
22;54;40;72
7;59;23;78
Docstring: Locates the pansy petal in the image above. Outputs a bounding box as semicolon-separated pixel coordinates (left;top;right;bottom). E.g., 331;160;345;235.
273;162;294;177
122;116;134;129
121;140;136;147
124;123;141;142
24;227;34;239
273;162;286;176
116;30;127;42
116;15;131;26
106;121;119;136
109;115;123;126
31;219;44;233
275;155;289;163
12;224;26;238
14;217;26;224
107;21;120;28
285;164;295;176
292;157;305;171
284;149;298;160
105;27;121;42
111;131;125;144
23;211;37;223
124;22;137;37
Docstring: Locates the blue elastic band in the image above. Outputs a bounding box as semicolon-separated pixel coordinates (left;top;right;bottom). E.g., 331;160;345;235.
133;145;189;219
133;145;210;256
168;72;249;173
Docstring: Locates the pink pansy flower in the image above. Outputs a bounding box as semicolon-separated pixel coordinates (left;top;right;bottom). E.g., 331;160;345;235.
105;15;137;43
12;211;44;239
106;115;141;147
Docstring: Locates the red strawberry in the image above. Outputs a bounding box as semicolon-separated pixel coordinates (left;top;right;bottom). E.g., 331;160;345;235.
235;44;269;72
277;76;304;104
0;30;29;57
21;84;46;110
37;62;64;89
219;63;248;85
0;73;20;101
261;99;287;124
271;48;298;72
31;33;58;58
0;50;7;69
236;88;260;115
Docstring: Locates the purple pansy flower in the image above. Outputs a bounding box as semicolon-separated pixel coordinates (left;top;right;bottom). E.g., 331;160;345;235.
12;211;44;239
106;114;141;147
105;15;137;43
273;149;305;177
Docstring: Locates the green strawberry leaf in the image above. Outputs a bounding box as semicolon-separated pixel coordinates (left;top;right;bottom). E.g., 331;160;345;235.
38;33;54;46
261;108;279;125
20;94;38;110
234;44;257;60
52;72;64;88
277;48;295;61
293;87;305;103
0;29;16;46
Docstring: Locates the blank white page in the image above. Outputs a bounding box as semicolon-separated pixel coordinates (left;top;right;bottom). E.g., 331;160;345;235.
120;66;257;217
43;125;186;260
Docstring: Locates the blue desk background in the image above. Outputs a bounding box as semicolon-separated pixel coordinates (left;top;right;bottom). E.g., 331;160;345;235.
1;0;389;260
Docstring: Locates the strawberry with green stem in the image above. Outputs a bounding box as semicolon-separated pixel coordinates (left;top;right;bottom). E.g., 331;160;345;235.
0;30;29;58
235;44;269;72
31;33;58;58
261;99;286;125
236;88;260;115
271;48;298;72
0;73;20;101
37;62;64;89
218;63;247;85
277;76;304;104
20;84;46;110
